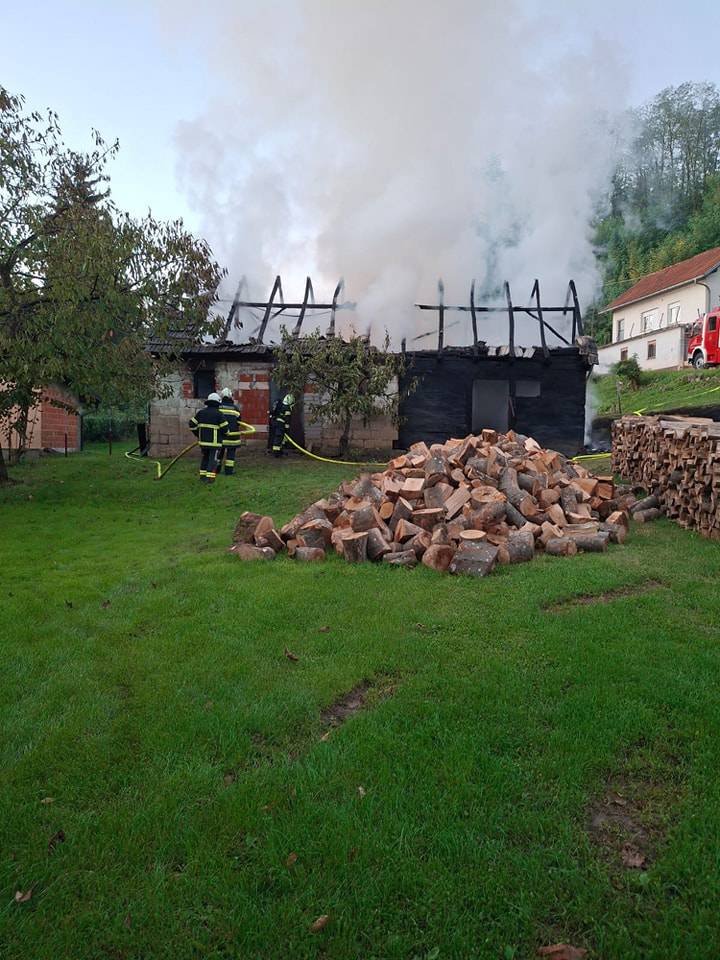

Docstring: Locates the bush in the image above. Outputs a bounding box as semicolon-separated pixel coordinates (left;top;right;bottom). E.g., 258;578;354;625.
613;356;644;390
82;405;148;443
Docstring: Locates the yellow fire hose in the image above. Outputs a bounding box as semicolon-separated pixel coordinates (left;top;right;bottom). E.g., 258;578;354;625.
125;422;257;479
284;433;388;467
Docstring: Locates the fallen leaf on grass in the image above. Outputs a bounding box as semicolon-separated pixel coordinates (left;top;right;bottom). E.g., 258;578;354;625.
357;786;366;798
286;852;298;867
101;600;111;609
48;830;65;854
40;797;55;805
284;647;300;662
14;889;33;904
319;731;331;742
318;626;330;633
537;945;586;959
621;842;647;869
310;915;330;933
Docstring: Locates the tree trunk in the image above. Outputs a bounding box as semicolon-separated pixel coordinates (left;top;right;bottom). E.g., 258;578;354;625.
0;443;9;483
338;410;352;458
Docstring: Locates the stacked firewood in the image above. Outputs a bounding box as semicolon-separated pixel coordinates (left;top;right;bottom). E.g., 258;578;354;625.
230;429;632;577
612;414;720;540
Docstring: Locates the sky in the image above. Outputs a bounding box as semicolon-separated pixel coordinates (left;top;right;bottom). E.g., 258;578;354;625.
3;0;720;339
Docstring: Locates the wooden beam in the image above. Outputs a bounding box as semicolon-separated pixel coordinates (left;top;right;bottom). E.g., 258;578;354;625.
328;277;344;337
256;275;283;344
531;278;550;360
469;279;479;356
292;276;314;337
437;278;445;354
504;281;515;358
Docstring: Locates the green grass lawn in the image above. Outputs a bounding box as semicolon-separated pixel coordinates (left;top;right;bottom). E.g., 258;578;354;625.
593;366;720;417
2;444;720;960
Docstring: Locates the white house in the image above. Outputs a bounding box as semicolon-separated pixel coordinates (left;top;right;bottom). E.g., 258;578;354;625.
597;245;720;372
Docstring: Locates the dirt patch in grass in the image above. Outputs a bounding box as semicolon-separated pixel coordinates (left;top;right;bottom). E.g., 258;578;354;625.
320;674;398;732
545;579;664;613
586;736;686;879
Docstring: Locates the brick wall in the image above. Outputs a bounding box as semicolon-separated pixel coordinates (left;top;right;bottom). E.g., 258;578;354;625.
40;389;80;452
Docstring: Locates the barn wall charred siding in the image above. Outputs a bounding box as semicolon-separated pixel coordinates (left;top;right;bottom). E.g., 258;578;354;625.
398;347;589;455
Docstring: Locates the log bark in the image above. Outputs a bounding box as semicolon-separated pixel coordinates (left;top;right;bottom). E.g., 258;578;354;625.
545;537;577;557
383;549;417;567
343;531;369;563
295;547;326;562
421;543;455;572
568;532;609;553
350;504;378;533
634;507;662;522
506;531;535;563
449;541;498;577
366;527;392;560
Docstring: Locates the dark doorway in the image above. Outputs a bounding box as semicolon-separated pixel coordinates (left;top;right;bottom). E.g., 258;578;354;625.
193;368;215;399
269;381;305;447
472;379;509;433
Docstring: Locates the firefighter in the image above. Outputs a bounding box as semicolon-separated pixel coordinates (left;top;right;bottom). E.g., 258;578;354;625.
188;392;228;483
269;392;295;457
217;387;243;475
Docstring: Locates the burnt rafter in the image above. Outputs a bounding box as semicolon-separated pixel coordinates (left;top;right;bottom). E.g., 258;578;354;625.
233;275;356;343
415;279;583;356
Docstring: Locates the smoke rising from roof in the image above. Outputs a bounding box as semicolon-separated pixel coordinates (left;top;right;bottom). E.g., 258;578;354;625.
168;0;627;346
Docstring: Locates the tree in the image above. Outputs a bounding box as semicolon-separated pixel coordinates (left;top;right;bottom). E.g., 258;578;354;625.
272;330;409;457
613;356;643;390
0;86;225;481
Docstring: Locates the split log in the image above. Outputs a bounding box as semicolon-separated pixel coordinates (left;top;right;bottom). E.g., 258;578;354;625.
298;518;334;549
409;530;432;558
350;504;378;533
431;523;451;545
443;485;471;519
233;512;266;543
394;519;424;543
255;528;285;553
449;541;499;577
366;527;392;560
343;531;369;563
421;543;455;572
600;521;627;544
506;531;535;563
389;497;414;532
545;537;577;557
411;507;445;531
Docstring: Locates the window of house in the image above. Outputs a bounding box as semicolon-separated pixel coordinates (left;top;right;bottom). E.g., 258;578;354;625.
668;302;681;325
647;340;656;360
616;318;625;341
620;348;628;362
193;368;215;399
642;309;658;333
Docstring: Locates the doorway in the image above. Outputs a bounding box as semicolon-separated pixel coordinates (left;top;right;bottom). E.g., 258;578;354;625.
472;379;509;434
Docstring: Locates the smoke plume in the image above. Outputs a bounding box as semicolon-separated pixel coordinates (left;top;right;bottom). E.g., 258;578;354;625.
166;0;627;346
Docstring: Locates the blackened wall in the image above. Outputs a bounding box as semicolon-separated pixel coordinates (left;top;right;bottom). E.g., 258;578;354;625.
398;349;589;455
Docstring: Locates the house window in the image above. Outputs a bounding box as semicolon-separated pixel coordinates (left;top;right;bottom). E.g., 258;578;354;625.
620;348;628;362
616;318;625;342
642;309;658;333
193;368;215;399
668;302;681;325
647;340;656;360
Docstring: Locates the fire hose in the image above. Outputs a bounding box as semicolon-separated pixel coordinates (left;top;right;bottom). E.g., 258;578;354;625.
283;433;388;467
125;422;257;479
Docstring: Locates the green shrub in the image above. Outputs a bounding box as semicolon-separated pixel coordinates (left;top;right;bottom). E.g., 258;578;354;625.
613;356;644;390
83;406;148;443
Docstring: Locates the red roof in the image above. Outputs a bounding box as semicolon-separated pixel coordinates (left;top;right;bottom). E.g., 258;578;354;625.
604;245;720;312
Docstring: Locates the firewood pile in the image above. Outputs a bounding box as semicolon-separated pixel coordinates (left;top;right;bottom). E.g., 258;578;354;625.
612;414;720;539
230;429;634;577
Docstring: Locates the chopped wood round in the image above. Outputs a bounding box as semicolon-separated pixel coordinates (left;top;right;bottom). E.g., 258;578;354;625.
350;504;378;533
506;531;535;563
545;537;577;557
343;531;369;563
459;529;487;541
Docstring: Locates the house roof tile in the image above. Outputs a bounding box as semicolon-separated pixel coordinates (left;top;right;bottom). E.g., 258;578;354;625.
604;245;720;313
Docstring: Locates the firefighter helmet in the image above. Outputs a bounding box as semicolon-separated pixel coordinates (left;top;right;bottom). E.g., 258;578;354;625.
207;392;221;403
283;393;295;406
220;387;233;398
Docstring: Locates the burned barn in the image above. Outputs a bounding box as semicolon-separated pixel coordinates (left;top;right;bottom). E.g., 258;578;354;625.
148;276;596;458
398;280;596;455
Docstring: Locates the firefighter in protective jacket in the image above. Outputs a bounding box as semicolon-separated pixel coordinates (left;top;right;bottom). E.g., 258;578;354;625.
188;393;228;483
217;387;243;475
269;392;295;457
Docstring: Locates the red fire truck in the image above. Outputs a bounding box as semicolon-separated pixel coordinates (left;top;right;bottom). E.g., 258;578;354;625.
687;307;720;368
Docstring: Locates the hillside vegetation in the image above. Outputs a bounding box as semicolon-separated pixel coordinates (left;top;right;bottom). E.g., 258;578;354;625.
593;366;720;416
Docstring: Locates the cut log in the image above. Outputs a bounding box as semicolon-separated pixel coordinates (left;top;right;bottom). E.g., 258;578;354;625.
366;527;392;560
394;519;424;543
545;503;567;527
409;530;432;558
539;521;564;546
448;541;499;577
421;543;455;572
343;531;369;563
255;528;285;553
295;547;325;562
471;501;506;530
506;531;535;563
431;523;451;545
383;549;417;567
600;521;627;544
569;532;609;553
444;485;471;519
411;507;445;531
424;456;448;486
504;502;526;528
606;509;630;529
389;497;414;532
631;494;660;514
634;507;663;522
402;477;426;499
350;504;378;533
459;529;487;542
233;543;275;561
298;518;334;549
233;512;266;544
378;501;395;521
545;537;578;557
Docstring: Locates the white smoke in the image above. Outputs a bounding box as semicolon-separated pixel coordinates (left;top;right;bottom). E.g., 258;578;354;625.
163;0;628;346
